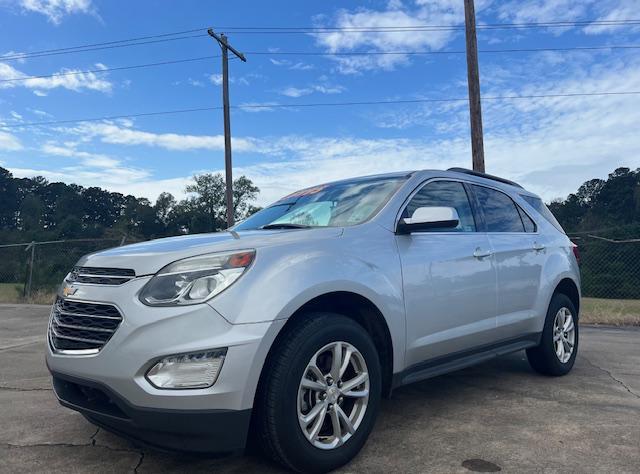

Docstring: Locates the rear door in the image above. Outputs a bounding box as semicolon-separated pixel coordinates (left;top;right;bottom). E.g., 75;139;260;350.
469;185;543;341
395;180;498;367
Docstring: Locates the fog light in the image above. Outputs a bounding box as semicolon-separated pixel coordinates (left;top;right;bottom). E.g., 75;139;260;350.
146;349;227;389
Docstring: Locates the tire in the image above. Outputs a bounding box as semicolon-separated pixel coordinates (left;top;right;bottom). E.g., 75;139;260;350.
255;312;381;473
526;293;579;376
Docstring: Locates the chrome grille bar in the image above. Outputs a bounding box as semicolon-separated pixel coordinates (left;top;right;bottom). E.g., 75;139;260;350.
48;297;123;353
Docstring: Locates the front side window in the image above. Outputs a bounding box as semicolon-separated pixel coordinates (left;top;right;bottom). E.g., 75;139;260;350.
473;185;524;232
403;180;476;232
234;176;407;230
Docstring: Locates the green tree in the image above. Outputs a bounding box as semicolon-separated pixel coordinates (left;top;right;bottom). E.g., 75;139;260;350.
185;173;259;231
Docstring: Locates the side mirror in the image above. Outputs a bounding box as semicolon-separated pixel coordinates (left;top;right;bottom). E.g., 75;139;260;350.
396;206;460;234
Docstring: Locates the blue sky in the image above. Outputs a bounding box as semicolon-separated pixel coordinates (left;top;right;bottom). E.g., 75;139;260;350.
1;0;639;205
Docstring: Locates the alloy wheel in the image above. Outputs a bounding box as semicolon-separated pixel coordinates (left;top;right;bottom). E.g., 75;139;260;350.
297;341;370;450
553;307;575;363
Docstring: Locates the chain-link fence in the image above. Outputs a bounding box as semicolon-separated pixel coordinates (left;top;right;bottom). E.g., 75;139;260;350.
0;238;130;304
0;234;638;324
569;233;640;325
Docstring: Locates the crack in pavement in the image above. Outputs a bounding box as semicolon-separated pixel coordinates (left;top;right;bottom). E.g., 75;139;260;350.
134;452;145;473
0;340;44;352
90;427;100;445
583;356;640;400
4;427;147;473
0;386;51;392
4;441;138;454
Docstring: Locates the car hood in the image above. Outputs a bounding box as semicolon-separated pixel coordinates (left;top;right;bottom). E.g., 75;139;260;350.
77;227;343;276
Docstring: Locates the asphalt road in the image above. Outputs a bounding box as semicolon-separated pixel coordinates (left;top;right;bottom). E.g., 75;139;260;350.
1;304;639;473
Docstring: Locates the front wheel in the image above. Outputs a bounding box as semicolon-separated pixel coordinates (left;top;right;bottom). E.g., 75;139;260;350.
256;312;381;473
527;293;579;376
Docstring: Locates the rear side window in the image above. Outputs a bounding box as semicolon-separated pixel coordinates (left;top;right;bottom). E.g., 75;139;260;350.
404;180;476;232
472;185;524;232
521;195;565;233
516;205;537;232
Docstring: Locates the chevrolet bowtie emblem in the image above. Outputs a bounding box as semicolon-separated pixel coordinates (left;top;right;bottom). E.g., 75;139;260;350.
62;286;78;297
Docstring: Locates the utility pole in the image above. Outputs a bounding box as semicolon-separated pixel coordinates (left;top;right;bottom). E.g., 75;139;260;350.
464;0;485;173
207;29;246;227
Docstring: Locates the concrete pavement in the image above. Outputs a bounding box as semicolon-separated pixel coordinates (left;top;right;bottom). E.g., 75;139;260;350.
1;304;639;473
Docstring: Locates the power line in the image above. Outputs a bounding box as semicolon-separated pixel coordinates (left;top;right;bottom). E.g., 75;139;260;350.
216;19;640;31
0;55;220;83
2;27;208;60
2;91;639;129
1;33;208;61
4;44;637;84
213;19;640;34
3;18;639;61
248;45;640;56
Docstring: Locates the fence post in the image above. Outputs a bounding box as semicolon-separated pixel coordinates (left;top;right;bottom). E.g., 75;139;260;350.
24;241;35;300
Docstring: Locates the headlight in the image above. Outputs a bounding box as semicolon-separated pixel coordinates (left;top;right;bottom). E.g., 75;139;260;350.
139;250;255;306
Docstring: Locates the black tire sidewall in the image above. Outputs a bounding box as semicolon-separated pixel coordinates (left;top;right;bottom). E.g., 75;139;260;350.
270;313;381;473
540;293;579;375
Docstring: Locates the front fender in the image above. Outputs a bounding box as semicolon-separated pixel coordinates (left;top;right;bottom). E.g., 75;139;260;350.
208;229;406;372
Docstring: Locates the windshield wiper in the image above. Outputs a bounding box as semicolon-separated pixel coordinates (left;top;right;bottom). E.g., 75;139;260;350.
260;223;312;230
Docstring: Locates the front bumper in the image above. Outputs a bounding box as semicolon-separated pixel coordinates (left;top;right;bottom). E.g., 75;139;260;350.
46;277;285;453
51;371;251;453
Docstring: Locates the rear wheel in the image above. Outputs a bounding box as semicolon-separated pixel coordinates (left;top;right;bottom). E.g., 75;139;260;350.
527;293;578;376
256;312;381;473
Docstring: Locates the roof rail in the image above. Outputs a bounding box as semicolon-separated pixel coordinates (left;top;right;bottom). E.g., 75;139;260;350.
447;167;523;189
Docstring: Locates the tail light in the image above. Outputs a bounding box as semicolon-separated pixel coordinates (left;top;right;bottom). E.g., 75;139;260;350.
571;242;581;265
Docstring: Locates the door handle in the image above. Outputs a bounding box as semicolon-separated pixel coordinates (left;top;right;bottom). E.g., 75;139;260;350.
473;248;493;259
533;242;545;251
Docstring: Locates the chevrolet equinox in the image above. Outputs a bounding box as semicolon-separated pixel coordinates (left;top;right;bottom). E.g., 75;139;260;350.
47;168;580;473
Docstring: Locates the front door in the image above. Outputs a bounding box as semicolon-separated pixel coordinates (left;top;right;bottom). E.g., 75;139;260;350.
395;180;498;368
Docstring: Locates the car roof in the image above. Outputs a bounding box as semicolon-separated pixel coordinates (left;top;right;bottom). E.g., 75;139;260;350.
297;168;538;199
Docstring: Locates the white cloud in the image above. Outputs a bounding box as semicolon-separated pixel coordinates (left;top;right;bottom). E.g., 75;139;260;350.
238;102;280;113
313;1;488;73
210;73;223;86
73;122;258;152
497;0;640;35
187;78;204;87
0;131;23;151
27;108;52;117
270;58;315;70
497;0;588;24
279;84;345;97
19;0;95;24
0;62;112;93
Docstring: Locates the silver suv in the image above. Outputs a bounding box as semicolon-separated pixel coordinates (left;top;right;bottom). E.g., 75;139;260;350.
47;168;580;473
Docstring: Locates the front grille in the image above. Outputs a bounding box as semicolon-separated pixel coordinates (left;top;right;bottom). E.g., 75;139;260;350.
49;298;123;353
67;266;136;285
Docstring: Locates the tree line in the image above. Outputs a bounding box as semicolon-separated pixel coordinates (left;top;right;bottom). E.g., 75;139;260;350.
0;166;260;244
549;167;640;299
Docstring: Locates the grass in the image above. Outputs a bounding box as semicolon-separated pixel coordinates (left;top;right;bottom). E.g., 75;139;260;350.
581;297;640;326
0;283;638;326
0;283;56;305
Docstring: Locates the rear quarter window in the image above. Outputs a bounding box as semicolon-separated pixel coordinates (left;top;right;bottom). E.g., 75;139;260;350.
521;195;565;233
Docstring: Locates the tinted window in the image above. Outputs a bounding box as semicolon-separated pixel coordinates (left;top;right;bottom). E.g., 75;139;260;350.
473;186;524;232
517;205;537;232
521;194;565;233
404;181;476;232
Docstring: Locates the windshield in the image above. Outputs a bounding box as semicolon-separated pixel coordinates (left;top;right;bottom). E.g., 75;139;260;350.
234;175;407;230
